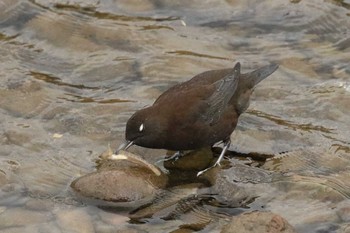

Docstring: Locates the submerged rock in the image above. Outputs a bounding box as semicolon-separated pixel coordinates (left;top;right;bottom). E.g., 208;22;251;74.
221;211;297;233
56;208;95;233
129;183;203;220
163;147;213;171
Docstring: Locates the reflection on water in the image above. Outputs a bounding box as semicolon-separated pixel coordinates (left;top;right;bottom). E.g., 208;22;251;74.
0;0;350;232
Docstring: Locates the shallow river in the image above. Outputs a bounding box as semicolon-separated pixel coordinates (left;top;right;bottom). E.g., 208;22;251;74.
0;0;350;232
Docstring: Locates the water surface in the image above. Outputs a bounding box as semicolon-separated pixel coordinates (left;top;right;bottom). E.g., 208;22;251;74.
0;0;350;232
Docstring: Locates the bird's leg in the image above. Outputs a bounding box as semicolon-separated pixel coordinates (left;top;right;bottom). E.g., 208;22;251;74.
197;139;231;176
156;151;184;164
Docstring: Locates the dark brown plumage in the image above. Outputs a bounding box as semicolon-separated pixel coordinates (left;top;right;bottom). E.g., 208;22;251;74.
118;62;278;175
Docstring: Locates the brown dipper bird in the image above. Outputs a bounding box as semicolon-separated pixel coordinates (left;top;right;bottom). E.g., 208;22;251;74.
118;62;278;176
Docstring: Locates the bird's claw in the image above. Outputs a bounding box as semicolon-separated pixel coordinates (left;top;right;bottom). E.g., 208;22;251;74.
155;151;183;164
196;169;207;177
214;161;221;167
197;162;220;177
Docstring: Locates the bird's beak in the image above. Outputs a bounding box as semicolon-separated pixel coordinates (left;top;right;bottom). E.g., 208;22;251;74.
116;140;134;154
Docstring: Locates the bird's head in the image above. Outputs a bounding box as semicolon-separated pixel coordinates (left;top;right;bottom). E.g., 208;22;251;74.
118;106;167;151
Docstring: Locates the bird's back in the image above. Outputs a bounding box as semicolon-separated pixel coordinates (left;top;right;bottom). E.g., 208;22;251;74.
154;68;232;105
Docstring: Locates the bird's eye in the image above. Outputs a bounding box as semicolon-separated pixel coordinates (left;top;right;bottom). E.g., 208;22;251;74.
139;123;144;132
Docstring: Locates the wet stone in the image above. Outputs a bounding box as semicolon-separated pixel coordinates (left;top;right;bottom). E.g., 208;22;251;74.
208;170;254;207
201;161;274;207
222;160;273;183
98;211;129;226
72;169;159;207
221;211;297;233
163;147;213;171
72;150;167;208
56;208;94;233
129;183;203;220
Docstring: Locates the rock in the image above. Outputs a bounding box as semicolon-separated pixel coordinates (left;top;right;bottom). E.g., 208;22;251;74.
72;150;167;208
209;173;253;207
203;162;273;207
98;211;129;226
56;208;94;233
163;147;213;171
71;169;161;207
129;183;202;220
221;211;297;233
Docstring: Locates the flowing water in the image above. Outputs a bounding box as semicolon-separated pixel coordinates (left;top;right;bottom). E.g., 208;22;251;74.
0;0;350;232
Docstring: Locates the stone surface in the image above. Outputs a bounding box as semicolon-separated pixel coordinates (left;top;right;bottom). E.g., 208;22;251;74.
163;147;213;171
98;211;129;226
221;211;297;233
72;150;167;207
56;208;94;233
72;169;158;206
129;183;202;220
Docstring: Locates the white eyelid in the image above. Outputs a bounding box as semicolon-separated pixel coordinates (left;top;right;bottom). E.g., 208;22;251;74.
139;123;144;132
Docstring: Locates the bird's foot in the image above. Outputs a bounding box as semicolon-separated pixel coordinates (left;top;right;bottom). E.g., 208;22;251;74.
197;139;231;177
156;151;184;164
197;162;221;176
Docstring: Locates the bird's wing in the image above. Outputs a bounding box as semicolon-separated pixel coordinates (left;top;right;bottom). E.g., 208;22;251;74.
202;62;240;125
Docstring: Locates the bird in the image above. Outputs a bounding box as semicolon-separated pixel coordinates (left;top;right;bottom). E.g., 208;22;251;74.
117;62;278;176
